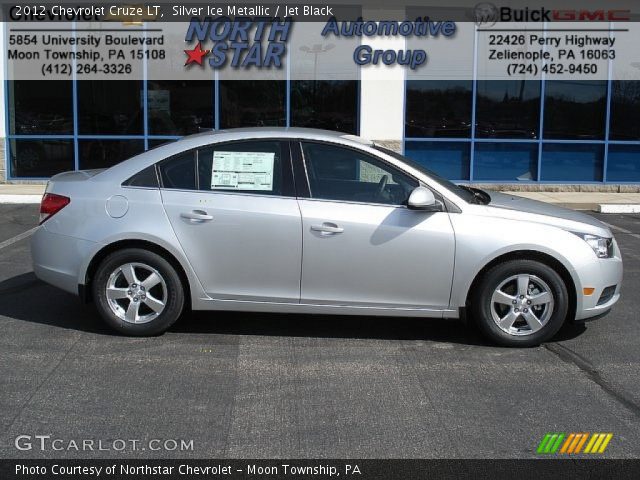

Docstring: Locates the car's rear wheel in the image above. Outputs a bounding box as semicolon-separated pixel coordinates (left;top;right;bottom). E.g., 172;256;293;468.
92;248;184;336
471;259;569;347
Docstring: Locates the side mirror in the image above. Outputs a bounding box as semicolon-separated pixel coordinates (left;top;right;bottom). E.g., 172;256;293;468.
407;187;441;211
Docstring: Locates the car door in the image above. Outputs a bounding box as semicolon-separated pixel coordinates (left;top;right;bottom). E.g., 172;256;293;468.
159;139;302;303
296;141;455;310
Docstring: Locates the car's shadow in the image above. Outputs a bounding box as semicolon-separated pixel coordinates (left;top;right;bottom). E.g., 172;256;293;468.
0;273;587;345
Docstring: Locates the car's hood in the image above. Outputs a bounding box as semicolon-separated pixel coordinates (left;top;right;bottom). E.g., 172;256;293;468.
484;191;610;234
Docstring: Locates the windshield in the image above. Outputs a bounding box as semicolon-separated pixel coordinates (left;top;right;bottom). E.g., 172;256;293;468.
373;145;476;203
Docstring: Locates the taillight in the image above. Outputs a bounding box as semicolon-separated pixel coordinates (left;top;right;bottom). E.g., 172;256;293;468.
39;193;70;224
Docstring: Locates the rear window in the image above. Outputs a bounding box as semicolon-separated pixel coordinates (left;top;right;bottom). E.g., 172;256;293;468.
158;151;196;190
123;165;159;188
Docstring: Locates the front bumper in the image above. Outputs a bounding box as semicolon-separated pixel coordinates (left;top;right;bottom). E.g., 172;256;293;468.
31;225;99;296
573;241;623;321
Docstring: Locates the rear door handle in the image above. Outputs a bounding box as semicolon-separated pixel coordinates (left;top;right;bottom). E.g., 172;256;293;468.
180;210;213;222
311;222;344;234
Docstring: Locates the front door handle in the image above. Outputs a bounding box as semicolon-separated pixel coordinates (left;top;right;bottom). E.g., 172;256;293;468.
180;210;213;222
311;222;344;234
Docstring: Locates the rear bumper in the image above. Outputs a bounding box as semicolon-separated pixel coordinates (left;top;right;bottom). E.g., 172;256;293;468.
30;225;98;296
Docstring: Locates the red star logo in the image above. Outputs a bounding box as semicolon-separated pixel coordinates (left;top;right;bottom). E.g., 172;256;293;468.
184;42;209;66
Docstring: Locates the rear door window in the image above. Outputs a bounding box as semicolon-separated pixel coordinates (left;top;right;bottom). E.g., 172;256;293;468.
197;141;286;196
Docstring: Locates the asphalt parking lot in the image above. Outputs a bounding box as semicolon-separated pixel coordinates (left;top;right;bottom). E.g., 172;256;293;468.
0;204;639;459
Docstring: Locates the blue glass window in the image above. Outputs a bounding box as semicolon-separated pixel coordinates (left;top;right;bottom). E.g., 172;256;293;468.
475;81;540;139
606;145;640;182
220;81;286;128
405;81;472;138
9;81;73;135
79;140;145;170
543;81;607;140
9;139;74;178
147;81;214;135
77;81;144;135
609;81;640;141
541;144;603;182
474;143;538;181
291;81;358;134
404;142;470;180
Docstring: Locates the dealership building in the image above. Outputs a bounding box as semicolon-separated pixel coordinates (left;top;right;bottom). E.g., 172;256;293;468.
1;16;639;190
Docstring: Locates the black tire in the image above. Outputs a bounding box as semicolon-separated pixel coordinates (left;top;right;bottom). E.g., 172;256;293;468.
92;248;185;336
470;259;569;347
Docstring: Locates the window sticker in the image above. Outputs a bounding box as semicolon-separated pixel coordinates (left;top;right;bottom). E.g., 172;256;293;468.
211;151;275;191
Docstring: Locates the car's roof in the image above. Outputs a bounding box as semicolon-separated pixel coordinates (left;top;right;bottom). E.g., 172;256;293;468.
185;127;373;146
96;128;375;181
88;127;469;208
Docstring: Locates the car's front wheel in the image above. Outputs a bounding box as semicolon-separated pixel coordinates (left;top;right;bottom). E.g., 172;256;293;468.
92;248;185;336
471;259;569;347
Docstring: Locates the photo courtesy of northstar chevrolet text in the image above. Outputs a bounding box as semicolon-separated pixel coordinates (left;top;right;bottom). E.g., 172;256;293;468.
0;0;639;478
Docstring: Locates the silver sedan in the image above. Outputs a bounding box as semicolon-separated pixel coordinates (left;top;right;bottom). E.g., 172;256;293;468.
31;128;623;346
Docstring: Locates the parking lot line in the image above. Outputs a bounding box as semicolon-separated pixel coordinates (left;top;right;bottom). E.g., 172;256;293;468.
603;222;640;240
0;226;37;250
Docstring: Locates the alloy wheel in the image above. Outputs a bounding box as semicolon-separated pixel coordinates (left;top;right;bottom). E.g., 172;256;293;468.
490;274;555;336
105;262;167;324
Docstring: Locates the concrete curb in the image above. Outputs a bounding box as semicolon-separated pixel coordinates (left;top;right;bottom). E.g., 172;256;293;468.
0;195;42;204
598;204;640;214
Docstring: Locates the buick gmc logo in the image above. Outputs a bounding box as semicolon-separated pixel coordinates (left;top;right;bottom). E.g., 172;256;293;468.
473;3;499;27
472;3;631;25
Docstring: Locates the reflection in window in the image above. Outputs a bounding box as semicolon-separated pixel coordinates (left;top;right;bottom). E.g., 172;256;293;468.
406;81;472;138
404;141;470;180
607;145;640;182
474;143;538;181
148;81;214;135
79;140;145;170
609;81;640;140
9;81;73;135
220;81;286;128
302;142;417;205
541;144;603;182
543;81;607;139
290;81;358;134
475;81;540;139
148;139;178;149
78;81;143;134
9;140;74;178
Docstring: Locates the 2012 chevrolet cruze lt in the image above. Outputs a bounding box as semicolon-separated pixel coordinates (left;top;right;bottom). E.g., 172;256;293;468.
31;128;622;346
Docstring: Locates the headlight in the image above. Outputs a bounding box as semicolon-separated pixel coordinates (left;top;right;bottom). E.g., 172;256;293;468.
572;233;613;258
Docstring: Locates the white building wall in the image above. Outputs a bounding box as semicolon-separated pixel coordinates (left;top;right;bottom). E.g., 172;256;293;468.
358;12;406;152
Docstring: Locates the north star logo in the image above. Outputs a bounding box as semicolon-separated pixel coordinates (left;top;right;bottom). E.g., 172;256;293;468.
183;16;291;69
184;42;209;66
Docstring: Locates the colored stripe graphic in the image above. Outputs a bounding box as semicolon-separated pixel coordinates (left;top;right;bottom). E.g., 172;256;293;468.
598;433;613;453
537;433;565;454
584;433;599;453
559;433;575;454
538;433;613;454
537;433;553;454
550;433;565;453
574;433;589;453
